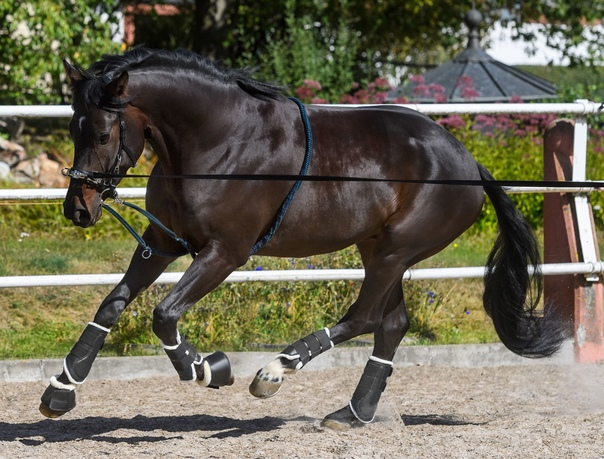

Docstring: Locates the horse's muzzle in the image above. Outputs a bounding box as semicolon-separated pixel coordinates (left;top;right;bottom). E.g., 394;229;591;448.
63;188;103;228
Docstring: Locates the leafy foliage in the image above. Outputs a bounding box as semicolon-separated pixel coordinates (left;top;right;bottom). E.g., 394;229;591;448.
3;0;604;107
254;0;358;102
0;0;120;104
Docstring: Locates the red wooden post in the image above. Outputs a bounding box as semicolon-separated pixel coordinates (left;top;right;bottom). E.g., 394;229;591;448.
543;119;604;363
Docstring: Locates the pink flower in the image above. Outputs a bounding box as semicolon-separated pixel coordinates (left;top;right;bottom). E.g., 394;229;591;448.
373;77;390;90
428;83;445;93
437;115;466;130
409;74;425;84
434;92;448;103
302;79;322;90
413;84;430;97
371;92;388;104
460;87;479;100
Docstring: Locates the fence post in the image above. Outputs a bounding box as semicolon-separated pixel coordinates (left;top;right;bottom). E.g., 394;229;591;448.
543;118;604;363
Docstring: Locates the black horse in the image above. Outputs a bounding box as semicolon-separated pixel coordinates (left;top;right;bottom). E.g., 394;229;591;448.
40;48;563;429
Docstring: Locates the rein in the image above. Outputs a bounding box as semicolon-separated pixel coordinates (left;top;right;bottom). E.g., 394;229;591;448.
102;199;196;259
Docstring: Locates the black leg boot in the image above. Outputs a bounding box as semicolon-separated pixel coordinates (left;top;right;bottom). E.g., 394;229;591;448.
321;357;393;430
40;322;109;418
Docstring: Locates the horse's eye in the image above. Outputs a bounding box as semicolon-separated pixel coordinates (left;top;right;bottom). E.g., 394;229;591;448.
98;133;110;145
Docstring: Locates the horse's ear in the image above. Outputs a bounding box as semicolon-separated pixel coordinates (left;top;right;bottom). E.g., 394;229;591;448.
105;72;129;98
63;58;83;84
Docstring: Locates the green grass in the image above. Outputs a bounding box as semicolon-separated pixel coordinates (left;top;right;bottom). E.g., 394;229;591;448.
0;225;500;359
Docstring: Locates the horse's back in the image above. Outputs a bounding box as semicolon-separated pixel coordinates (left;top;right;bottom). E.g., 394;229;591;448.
260;103;484;257
307;104;480;181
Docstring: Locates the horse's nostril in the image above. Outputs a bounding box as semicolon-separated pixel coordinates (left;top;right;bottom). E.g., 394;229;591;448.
66;206;92;227
74;210;92;227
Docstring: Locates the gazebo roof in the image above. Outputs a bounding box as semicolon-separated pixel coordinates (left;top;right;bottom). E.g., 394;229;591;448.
392;9;558;103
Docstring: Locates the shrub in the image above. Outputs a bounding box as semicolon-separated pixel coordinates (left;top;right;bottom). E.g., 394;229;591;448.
257;0;358;103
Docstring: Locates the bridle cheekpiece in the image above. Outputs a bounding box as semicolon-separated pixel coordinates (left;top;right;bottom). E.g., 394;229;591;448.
62;112;137;200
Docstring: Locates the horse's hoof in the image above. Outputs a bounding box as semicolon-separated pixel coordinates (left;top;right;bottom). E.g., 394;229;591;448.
198;351;235;388
39;384;76;418
39;401;68;419
321;405;365;431
249;360;284;398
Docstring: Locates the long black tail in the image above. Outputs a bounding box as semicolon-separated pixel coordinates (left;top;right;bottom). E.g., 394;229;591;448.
479;163;565;358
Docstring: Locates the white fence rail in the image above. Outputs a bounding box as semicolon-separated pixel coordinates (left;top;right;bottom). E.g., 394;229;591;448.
0;100;601;117
1;101;603;289
2;262;604;289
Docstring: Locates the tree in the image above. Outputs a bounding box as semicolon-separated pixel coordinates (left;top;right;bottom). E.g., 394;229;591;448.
132;1;604;86
0;0;121;105
3;0;603;105
493;1;604;67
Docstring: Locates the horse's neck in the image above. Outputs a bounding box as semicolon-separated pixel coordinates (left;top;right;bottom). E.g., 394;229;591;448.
134;76;242;170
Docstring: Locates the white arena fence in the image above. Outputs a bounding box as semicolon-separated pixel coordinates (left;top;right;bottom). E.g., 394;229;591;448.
1;100;603;289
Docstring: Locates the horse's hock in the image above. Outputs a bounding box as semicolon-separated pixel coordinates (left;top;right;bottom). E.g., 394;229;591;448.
543;118;604;363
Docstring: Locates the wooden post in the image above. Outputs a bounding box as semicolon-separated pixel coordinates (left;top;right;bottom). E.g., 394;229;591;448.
543;119;604;363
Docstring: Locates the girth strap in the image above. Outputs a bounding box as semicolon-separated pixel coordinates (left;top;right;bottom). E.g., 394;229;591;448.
249;97;312;255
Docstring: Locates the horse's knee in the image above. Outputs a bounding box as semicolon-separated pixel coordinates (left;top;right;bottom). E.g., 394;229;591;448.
383;306;410;338
401;310;410;335
94;301;126;329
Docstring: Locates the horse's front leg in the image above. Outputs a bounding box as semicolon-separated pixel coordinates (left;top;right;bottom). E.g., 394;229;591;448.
151;241;240;389
39;241;176;418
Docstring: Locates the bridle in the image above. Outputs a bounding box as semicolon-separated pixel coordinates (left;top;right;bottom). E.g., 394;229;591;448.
62;112;138;200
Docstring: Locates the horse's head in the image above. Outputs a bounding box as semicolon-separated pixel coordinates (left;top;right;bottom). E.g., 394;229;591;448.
62;59;148;227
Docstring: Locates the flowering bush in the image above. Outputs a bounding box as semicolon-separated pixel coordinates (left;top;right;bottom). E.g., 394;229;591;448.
339;77;392;104
294;80;329;104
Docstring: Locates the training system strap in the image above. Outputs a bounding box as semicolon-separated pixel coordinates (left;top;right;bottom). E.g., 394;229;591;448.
63;322;110;385
349;357;394;423
102;199;196;259
95;97;312;261
249;97;313;255
278;328;333;370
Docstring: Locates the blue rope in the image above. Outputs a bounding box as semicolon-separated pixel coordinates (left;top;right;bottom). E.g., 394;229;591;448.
249;97;313;255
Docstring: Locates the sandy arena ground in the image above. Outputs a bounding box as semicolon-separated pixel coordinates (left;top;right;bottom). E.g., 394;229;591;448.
1;362;604;459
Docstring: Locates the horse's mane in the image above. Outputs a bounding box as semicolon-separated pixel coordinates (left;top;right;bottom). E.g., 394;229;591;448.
71;47;284;111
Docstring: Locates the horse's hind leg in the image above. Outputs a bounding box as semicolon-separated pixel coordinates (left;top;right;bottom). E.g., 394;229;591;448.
321;279;407;429
250;239;408;401
150;241;239;389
